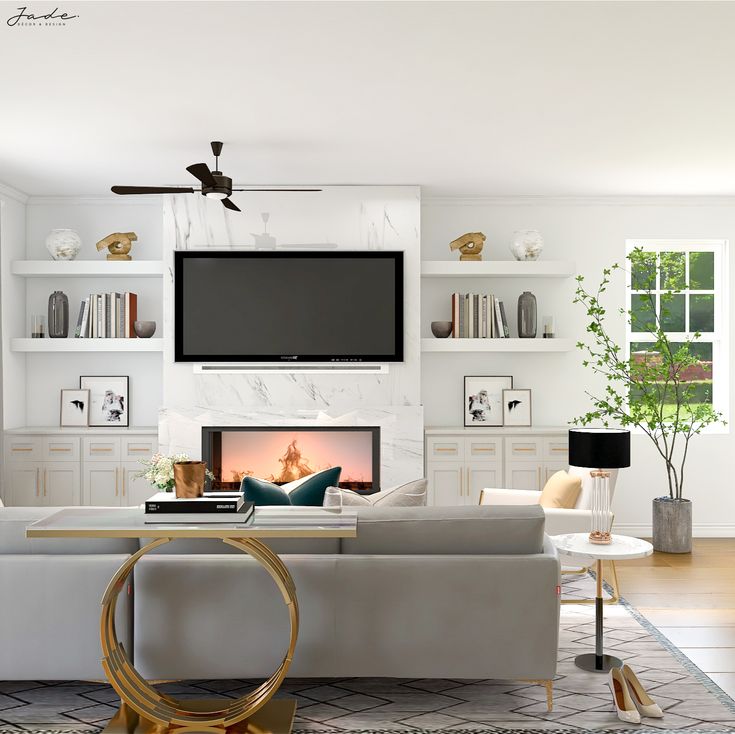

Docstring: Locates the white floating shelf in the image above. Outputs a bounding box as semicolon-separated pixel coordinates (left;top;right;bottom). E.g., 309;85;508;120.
11;338;163;353
421;338;574;353
421;260;575;278
11;261;164;278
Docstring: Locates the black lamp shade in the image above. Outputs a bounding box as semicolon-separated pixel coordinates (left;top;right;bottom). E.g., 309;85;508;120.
568;428;630;469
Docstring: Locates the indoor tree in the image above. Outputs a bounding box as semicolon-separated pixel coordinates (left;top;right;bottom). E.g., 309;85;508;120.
572;248;724;551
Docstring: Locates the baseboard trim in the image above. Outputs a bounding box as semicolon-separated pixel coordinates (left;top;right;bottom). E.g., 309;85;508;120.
615;523;735;538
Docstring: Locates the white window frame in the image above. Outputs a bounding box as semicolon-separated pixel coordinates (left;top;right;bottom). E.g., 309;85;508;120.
625;238;729;432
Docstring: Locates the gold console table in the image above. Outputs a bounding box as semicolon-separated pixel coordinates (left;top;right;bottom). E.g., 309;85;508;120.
27;507;357;734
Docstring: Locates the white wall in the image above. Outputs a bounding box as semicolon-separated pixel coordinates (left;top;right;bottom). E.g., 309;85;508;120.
421;196;735;536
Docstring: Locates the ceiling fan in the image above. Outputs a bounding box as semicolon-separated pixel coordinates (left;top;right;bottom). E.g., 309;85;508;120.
111;141;320;212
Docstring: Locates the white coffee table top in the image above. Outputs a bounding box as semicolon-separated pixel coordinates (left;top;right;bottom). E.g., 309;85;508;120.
551;533;653;561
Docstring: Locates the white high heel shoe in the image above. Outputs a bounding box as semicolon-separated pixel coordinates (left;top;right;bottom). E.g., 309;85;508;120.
609;667;641;724
623;664;664;718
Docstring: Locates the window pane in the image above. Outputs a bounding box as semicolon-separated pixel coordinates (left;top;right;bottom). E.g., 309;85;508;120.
631;294;656;331
629;340;713;420
660;293;685;332
689;251;715;289
631;251;656;290
689;294;715;332
660;251;686;290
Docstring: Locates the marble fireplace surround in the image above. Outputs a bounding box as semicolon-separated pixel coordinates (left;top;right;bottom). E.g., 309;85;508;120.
159;405;424;491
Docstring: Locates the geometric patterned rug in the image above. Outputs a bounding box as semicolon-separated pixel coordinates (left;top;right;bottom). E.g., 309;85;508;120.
0;574;734;733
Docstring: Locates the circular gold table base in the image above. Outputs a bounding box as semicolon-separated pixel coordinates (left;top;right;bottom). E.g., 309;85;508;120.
100;537;299;728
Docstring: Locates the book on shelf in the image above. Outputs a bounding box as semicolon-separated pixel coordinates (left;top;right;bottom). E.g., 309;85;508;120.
81;292;138;338
74;299;87;338
498;300;510;338
494;297;505;338
451;292;511;338
145;491;248;514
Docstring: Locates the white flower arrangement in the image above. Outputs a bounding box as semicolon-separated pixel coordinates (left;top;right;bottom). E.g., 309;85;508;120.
136;453;213;492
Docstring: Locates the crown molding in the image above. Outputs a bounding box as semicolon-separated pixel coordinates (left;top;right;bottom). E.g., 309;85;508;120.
0;182;29;204
27;195;162;207
423;195;735;207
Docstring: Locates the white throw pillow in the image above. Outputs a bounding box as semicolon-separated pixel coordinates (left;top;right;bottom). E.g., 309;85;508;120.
323;478;428;508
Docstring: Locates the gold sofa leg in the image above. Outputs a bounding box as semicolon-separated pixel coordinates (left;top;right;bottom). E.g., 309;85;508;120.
522;679;553;711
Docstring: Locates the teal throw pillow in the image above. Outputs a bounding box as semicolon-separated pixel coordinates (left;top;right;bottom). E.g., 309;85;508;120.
242;466;342;506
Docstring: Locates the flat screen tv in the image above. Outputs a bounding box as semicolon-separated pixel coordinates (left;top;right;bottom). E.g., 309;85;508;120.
174;251;403;363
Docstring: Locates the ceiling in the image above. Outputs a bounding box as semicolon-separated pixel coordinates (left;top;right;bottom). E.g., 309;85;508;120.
2;1;735;197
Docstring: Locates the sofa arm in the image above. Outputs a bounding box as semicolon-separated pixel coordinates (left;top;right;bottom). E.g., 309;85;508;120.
543;508;591;536
480;488;542;506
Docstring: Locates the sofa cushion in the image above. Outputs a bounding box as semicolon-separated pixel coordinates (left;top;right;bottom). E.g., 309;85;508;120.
323;478;427;508
242;467;342;506
342;505;545;555
539;471;582;509
0;507;139;555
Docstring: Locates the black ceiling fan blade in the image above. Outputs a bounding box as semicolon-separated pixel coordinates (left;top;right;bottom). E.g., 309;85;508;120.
186;162;217;187
222;198;241;212
112;185;195;195
231;188;322;192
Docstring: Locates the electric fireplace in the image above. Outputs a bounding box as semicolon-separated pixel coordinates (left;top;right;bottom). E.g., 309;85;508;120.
202;426;381;494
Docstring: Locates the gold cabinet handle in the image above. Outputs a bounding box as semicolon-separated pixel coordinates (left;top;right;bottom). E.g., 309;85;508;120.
551;447;568;453
12;447;34;452
115;467;119;497
472;447;495;453
537;466;542;488
91;447;113;453
122;469;126;497
459;467;463;499
127;447;151;453
514;447;535;452
435;447;457;453
43;469;47;497
50;447;71;452
35;468;40;497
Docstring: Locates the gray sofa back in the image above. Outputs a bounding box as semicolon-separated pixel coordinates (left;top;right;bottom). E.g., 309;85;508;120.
342;504;546;555
0;507;138;555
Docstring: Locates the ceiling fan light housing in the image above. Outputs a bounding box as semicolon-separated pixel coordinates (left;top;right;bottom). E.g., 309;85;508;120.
203;173;232;200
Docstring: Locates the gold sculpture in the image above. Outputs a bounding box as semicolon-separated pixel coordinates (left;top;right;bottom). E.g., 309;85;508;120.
96;232;138;261
449;232;486;261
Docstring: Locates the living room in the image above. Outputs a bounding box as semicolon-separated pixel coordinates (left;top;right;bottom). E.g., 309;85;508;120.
1;2;734;733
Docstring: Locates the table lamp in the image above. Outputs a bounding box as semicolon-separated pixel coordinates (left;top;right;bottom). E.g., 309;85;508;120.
568;428;630;544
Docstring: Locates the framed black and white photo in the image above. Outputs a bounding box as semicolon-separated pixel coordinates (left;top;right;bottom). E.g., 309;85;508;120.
464;375;513;427
80;376;129;427
60;389;89;427
503;388;532;427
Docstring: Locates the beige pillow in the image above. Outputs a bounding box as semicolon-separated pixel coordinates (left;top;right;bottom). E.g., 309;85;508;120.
539;470;582;509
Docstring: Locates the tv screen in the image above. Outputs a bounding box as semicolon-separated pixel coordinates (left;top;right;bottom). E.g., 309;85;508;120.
174;251;403;362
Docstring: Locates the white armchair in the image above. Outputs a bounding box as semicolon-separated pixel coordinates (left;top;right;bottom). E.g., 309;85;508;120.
479;467;620;602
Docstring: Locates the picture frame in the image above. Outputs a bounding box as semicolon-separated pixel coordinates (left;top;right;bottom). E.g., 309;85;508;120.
60;389;90;427
503;388;532;427
80;376;129;427
464;375;513;427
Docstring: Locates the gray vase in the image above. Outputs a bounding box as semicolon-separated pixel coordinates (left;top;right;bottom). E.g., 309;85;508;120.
517;291;537;338
652;497;692;553
48;290;69;338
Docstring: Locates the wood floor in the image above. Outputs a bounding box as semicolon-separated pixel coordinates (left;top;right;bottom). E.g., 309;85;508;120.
605;538;735;699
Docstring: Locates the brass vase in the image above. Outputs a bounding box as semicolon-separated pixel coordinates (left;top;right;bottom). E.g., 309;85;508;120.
173;461;206;498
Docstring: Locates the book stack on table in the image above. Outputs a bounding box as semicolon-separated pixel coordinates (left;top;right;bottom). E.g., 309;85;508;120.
144;492;254;524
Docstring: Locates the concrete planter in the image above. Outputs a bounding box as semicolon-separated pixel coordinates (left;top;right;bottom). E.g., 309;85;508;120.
652;497;692;554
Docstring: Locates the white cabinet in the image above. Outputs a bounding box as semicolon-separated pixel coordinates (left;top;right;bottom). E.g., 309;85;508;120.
3;430;157;507
426;429;568;506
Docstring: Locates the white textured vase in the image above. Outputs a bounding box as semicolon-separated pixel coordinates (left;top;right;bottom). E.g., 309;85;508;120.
45;229;81;261
509;229;544;261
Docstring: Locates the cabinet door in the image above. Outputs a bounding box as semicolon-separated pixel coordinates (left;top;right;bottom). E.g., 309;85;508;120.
84;463;120;506
83;437;121;462
43;462;80;506
121;462;152;506
43;437;80;462
426;436;464;462
466;463;503;505
7;464;42;506
5;437;42;462
505;461;542;491
122;437;157;462
428;462;464;506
